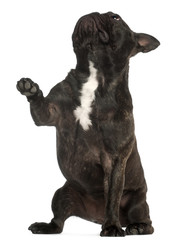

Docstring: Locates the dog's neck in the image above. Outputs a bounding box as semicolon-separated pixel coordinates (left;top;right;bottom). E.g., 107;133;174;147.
74;60;131;130
75;54;130;95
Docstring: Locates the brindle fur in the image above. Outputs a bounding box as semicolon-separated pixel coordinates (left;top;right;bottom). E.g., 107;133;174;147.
17;12;160;237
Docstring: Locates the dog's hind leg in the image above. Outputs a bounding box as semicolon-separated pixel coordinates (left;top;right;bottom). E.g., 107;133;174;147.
28;181;91;234
123;188;154;235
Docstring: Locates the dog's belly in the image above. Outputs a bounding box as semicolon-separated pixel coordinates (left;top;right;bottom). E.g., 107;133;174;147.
58;154;104;193
56;131;105;193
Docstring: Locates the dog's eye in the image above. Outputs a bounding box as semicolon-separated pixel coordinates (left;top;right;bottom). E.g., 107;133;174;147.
112;16;120;21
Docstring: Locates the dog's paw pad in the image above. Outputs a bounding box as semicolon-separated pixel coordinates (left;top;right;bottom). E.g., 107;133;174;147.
17;78;39;97
24;81;31;90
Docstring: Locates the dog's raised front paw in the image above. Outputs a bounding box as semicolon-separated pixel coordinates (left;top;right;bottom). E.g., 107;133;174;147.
17;78;39;97
28;221;62;234
100;225;125;237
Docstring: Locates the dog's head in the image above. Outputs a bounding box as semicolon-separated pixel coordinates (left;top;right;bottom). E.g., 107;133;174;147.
72;12;160;69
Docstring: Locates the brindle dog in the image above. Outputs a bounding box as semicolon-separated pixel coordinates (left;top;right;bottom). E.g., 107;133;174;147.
17;12;160;237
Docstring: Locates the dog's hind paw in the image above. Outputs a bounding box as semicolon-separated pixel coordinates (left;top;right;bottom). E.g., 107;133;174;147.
125;223;154;235
28;221;62;234
17;78;39;97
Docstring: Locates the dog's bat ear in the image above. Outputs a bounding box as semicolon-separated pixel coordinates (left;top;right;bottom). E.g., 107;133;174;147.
99;30;109;43
136;33;160;53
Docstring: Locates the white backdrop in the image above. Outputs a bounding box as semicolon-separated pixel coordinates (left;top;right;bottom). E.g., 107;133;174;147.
0;0;174;239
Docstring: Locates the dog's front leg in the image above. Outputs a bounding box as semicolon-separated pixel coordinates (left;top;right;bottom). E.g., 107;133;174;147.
101;139;135;237
17;78;58;126
101;159;126;237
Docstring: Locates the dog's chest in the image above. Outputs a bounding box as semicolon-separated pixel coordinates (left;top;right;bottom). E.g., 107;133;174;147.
73;64;133;131
74;61;98;131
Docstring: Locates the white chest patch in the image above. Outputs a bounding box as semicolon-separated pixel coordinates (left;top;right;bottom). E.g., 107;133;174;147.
74;61;98;130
